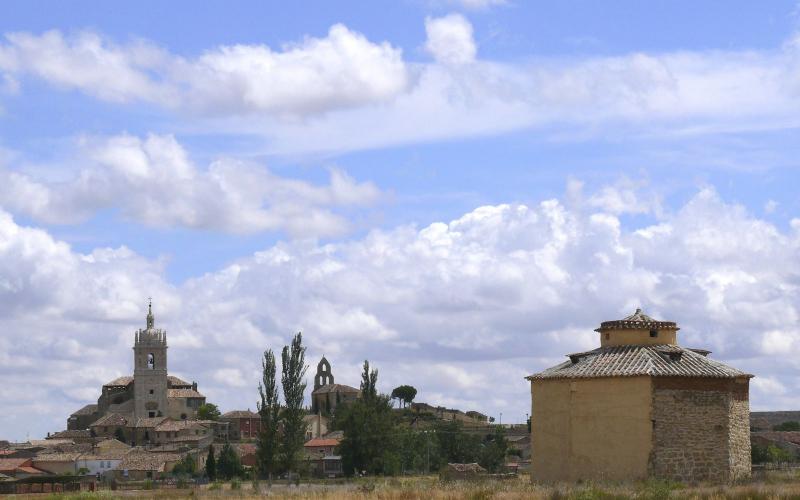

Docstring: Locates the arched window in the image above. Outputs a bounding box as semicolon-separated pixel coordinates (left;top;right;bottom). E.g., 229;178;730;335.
147;353;155;369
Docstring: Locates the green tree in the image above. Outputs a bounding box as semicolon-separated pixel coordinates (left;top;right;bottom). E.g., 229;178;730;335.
396;427;433;474
478;427;508;472
752;444;769;464
390;385;417;408
197;403;221;421
767;444;794;463
257;348;280;484
334;360;398;476
206;445;217;481
113;427;126;443
773;421;800;431
172;454;196;476
217;442;243;479
280;332;308;477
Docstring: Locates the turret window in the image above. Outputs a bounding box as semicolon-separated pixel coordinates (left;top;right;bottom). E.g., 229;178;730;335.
649;329;658;338
147;353;155;369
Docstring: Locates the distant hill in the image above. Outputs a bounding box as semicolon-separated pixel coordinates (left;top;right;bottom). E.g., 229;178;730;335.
751;411;800;431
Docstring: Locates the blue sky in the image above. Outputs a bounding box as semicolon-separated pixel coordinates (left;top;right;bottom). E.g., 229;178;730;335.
1;0;800;440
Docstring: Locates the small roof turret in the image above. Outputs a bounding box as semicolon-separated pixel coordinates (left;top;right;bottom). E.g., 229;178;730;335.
594;307;679;333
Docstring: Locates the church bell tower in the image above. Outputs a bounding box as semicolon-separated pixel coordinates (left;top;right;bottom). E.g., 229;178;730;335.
133;300;168;420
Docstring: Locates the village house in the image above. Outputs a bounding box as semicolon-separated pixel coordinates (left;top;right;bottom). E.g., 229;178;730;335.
0;458;46;479
304;437;343;478
304;413;329;441
527;308;752;483
114;451;181;481
31;453;82;475
221;410;261;441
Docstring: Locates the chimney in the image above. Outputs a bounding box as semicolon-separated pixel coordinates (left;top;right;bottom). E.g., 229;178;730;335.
192;381;197;391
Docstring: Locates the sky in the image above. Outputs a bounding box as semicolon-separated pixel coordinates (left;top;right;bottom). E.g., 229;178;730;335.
1;0;800;440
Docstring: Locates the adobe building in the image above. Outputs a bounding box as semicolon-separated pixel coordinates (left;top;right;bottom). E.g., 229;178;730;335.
310;357;360;415
527;308;752;483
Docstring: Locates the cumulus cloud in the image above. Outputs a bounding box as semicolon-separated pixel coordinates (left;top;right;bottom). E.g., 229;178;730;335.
5;23;800;152
0;26;409;117
425;14;477;64
0;133;381;236
2;183;800;439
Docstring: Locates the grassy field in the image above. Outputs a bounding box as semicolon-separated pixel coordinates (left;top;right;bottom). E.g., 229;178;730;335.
30;472;800;499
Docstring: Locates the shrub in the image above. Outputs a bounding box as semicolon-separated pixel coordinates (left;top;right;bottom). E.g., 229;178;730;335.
230;478;241;490
142;479;153;490
772;421;800;431
209;481;222;491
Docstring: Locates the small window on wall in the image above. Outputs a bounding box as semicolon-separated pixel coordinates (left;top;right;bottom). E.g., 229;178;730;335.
604;333;610;340
149;389;154;395
147;353;155;369
650;329;658;338
149;411;155;418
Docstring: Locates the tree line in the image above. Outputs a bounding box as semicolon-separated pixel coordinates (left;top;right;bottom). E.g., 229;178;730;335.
245;332;508;480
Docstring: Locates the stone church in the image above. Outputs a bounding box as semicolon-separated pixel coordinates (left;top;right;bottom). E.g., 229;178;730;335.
67;302;206;430
310;356;360;414
527;308;752;483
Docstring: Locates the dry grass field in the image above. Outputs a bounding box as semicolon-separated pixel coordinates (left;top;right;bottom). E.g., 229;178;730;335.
34;472;800;499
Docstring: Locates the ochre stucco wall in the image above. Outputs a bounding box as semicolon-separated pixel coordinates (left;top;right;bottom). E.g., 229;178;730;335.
531;376;653;482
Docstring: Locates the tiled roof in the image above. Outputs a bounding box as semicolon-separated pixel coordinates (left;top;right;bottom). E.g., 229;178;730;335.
0;458;30;471
167;388;204;398
133;417;168;428
221;410;258;419
527;344;752;380
595;308;679;332
311;383;360;395
91;413;129;427
304;438;340;448
48;430;91;440
103;376;133;387
79;451;129;461
155;420;207;432
70;404;98;416
33;453;82;462
167;375;191;387
118;452;181;472
29;439;73;447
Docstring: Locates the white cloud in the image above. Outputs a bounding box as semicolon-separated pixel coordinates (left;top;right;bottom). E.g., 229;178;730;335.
0;26;409;117
0;133;381;236
425;14;477;65
4;24;800;153
2;182;800;439
433;0;508;10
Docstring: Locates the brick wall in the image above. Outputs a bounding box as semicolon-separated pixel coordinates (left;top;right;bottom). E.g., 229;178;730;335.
650;377;750;483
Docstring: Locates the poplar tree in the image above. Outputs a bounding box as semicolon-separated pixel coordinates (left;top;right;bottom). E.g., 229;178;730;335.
257;348;280;484
280;332;308;477
206;445;216;481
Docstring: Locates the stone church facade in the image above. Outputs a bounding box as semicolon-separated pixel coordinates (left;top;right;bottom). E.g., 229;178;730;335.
67;303;206;431
527;309;752;483
310;356;360;414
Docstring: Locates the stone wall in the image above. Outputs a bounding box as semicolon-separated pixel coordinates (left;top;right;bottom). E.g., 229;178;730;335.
650;377;750;483
728;390;752;481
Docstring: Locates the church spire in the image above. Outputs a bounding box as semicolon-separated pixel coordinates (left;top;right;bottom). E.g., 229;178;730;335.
146;297;155;330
